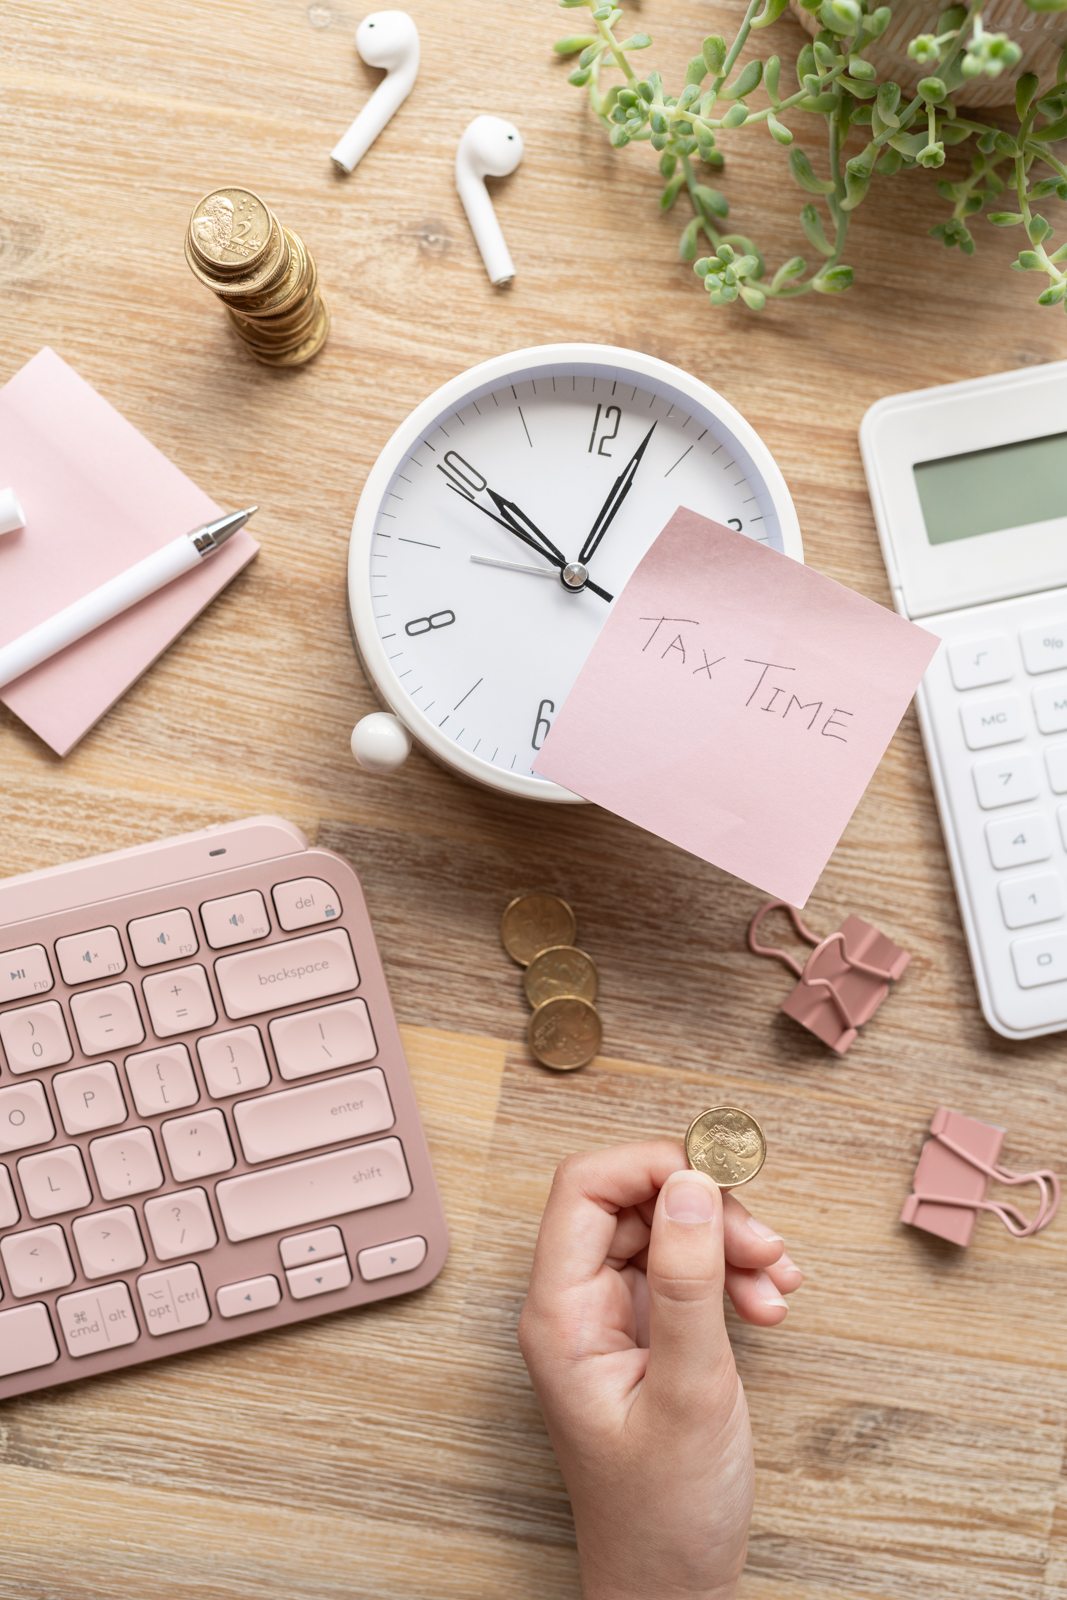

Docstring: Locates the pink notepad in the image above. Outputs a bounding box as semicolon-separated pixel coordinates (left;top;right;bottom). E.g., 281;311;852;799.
0;348;258;756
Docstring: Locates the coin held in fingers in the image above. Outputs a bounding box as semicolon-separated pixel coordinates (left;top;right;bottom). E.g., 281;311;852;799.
528;995;602;1071
685;1106;767;1188
524;945;598;1007
501;893;577;966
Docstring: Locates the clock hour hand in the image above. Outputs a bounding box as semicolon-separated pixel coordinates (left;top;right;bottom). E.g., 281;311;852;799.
447;482;614;602
578;422;657;567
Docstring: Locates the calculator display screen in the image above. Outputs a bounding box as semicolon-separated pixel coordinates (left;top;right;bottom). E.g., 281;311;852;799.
914;430;1067;545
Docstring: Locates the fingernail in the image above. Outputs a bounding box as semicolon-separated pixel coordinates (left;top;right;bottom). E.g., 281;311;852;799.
777;1251;802;1278
663;1179;715;1223
755;1273;788;1309
747;1217;782;1243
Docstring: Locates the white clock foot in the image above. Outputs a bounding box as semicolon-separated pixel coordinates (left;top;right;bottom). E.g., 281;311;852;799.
351;712;413;773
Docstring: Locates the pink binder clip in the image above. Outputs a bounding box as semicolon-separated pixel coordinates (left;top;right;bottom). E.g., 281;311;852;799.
747;901;910;1054
901;1107;1060;1246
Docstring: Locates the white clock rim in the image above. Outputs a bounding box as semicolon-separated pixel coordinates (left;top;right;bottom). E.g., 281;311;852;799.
348;342;804;803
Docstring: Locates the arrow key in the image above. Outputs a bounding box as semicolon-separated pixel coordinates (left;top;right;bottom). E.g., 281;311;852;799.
285;1254;351;1300
357;1236;427;1282
216;1275;282;1319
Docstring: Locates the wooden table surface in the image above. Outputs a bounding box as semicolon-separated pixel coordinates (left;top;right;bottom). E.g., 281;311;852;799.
3;1;1067;1595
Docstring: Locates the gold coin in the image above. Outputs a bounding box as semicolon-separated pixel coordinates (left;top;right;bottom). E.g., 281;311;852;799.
501;893;577;966
685;1106;766;1189
227;230;314;319
242;298;330;366
189;187;274;271
184;223;290;300
528;995;602;1071
524;946;598;1008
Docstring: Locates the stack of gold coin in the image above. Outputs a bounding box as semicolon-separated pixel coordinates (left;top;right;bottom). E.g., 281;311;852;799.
500;892;603;1072
185;186;329;367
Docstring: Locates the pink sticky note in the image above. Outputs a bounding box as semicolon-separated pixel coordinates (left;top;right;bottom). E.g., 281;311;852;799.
534;508;938;906
0;348;258;756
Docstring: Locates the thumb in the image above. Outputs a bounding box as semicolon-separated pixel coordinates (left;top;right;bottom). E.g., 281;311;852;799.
642;1168;736;1419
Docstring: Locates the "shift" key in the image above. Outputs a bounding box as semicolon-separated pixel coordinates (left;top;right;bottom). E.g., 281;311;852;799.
214;929;359;1019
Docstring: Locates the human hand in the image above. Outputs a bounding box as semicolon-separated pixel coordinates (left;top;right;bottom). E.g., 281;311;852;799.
517;1140;802;1600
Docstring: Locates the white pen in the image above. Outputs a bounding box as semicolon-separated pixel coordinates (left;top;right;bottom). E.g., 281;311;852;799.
0;506;258;689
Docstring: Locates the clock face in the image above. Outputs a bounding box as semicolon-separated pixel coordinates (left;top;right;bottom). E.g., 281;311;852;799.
350;347;801;801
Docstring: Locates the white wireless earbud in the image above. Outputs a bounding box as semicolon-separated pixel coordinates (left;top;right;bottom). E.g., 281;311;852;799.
331;11;420;175
455;116;524;286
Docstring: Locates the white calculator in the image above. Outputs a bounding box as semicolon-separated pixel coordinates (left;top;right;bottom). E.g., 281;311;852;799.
861;360;1067;1040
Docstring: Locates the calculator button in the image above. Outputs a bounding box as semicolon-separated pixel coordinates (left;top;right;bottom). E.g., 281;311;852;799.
18;1147;92;1219
1011;930;1067;988
200;891;271;950
1020;621;1067;675
357;1235;427;1281
268;998;378;1081
0;1302;58;1375
985;812;1053;869
141;965;216;1038
124;1043;199;1117
137;1262;210;1335
89;1127;164;1200
1033;680;1067;735
233;1066;394;1165
214;929;359;1021
971;751;1040;810
143;1187;218;1260
52;1062;128;1135
127;909;199;968
55;926;126;987
0;944;53;1005
1;1225;74;1297
0;1081;55;1153
72;1207;146;1279
0;1166;19;1229
197;1027;270;1099
279;1225;345;1268
285;1254;352;1300
0;1001;72;1073
57;1281;139;1357
272;878;343;932
998;872;1065;929
217;1275;281;1318
160;1109;235;1182
959;696;1027;750
1046;743;1067;794
216;1135;412;1242
947;635;1014;690
70;983;145;1056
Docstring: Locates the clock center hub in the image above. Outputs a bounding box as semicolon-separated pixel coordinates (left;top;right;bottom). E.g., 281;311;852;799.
561;562;589;592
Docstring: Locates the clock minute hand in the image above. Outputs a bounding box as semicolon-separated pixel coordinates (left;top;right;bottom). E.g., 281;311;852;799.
578;422;657;567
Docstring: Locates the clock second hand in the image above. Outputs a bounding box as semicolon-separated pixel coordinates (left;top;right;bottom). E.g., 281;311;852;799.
447;481;614;602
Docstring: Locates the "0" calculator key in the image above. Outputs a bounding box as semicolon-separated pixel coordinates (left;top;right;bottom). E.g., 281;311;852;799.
1011;930;1067;988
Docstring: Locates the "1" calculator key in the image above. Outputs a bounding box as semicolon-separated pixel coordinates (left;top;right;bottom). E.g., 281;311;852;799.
998;872;1065;930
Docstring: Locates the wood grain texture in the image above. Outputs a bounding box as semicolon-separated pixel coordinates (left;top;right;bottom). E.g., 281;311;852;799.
1;0;1066;1593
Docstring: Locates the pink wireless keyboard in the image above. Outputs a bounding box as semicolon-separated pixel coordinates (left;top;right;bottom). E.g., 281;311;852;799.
0;815;448;1400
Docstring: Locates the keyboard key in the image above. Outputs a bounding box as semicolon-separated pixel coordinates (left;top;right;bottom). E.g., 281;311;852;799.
1020;621;1067;675
197;1027;270;1099
1;1225;74;1297
0;944;53;1005
286;1254;352;1299
1047;743;1067;794
234;1067;394;1164
142;965;216;1038
215;929;359;1021
972;751;1040;811
357;1235;427;1281
0;1081;55;1153
217;1274;281;1318
0;1000;72;1073
1033;680;1067;736
18;1147;92;1219
216;1135;412;1243
999;872;1065;929
985;812;1053;870
124;1043;199;1117
55;925;126;986
269;998;377;1082
1011;930;1067;988
72;1206;146;1279
143;1187;218;1260
53;1062;127;1135
960;696;1027;750
279;1225;345;1269
127;908;198;968
272;877;343;932
161;1109;235;1182
137;1262;210;1336
947;635;1014;690
89;1127;164;1200
0;1302;58;1375
200;890;271;950
70;983;144;1055
57;1281;139;1357
0;1165;19;1230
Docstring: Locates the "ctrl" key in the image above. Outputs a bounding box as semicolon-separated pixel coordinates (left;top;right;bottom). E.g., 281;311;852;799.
136;1262;211;1336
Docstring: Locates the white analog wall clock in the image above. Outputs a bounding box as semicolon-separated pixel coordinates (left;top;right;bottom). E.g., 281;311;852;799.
347;343;803;803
